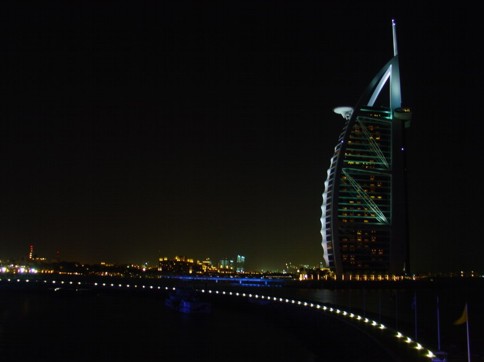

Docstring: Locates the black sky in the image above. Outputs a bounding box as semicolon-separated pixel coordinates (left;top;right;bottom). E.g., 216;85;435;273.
1;1;483;272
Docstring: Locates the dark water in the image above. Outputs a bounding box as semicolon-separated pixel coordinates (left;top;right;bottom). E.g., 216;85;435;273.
265;280;484;362
1;278;482;362
0;289;320;362
0;286;426;362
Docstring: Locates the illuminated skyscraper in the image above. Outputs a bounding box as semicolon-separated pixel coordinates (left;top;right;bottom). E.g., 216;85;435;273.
28;244;34;260
321;20;411;278
236;255;245;273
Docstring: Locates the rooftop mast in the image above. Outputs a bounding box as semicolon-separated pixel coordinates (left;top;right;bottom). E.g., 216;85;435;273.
392;19;398;56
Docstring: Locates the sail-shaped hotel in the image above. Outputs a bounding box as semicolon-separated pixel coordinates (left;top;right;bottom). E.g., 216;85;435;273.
321;20;412;279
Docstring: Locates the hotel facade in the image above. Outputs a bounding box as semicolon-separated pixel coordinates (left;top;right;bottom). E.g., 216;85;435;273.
321;21;412;278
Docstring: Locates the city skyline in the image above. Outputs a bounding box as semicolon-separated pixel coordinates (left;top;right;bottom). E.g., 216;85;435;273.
1;2;483;273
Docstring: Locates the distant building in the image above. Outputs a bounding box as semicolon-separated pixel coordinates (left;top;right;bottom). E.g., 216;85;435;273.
27;244;46;262
284;262;298;274
219;257;234;271
158;256;202;274
201;258;212;268
320;20;411;278
235;255;245;273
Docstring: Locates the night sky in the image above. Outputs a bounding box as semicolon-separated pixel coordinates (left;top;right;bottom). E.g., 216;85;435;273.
1;1;483;273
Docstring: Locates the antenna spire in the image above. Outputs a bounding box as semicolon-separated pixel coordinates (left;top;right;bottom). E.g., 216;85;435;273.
392;19;398;56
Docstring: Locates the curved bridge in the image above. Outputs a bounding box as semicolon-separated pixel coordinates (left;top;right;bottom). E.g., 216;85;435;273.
1;275;439;361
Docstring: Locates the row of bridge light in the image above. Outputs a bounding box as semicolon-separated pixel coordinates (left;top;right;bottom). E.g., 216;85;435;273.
200;288;437;360
1;277;436;359
0;277;176;291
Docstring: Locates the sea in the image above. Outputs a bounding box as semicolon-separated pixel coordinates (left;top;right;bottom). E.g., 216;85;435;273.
267;278;484;362
0;276;482;362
